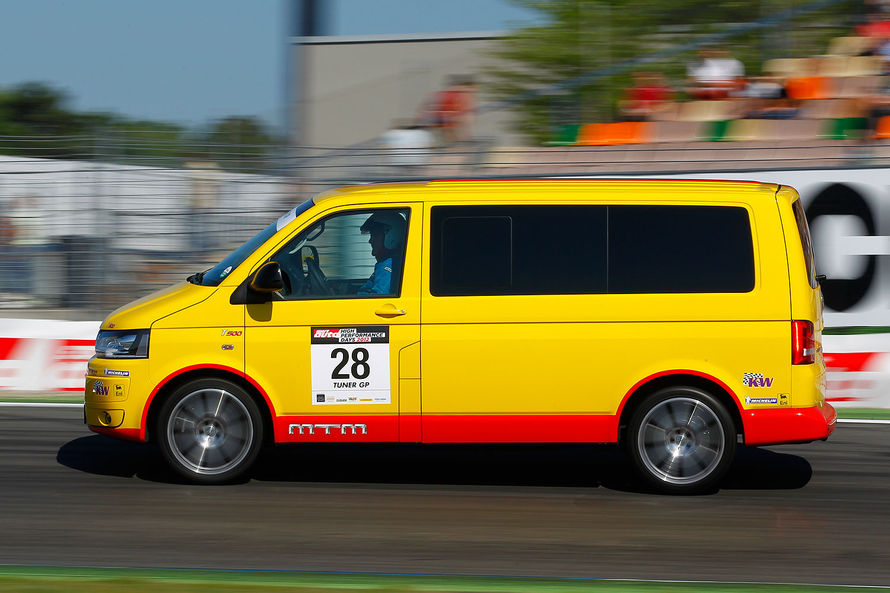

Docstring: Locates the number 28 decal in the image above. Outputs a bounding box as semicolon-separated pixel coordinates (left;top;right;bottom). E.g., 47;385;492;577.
331;347;370;379
310;327;391;405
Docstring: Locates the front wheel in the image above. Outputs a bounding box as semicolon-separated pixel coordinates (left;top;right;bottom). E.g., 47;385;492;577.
627;386;736;494
156;378;263;484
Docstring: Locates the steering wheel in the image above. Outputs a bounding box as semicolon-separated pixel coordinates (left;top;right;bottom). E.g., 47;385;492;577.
305;256;333;296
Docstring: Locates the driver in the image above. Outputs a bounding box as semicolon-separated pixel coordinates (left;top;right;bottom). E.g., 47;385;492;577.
357;212;405;295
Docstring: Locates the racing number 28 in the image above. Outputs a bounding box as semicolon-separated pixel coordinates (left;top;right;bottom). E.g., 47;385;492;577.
331;347;370;379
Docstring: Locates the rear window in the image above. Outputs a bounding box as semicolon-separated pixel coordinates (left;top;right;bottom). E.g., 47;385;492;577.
609;205;754;293
792;199;817;289
431;204;753;296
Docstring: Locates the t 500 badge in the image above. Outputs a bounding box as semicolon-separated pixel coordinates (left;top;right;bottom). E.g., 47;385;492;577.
743;372;774;388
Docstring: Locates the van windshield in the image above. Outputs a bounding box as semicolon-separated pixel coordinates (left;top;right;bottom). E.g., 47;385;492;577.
195;199;315;287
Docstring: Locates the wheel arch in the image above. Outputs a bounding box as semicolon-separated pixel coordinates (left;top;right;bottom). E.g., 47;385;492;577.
143;365;276;445
616;370;744;446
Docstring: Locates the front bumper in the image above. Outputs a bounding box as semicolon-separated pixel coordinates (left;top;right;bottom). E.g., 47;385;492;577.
742;402;837;446
84;358;147;442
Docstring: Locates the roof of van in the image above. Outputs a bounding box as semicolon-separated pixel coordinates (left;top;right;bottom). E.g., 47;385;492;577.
312;178;783;206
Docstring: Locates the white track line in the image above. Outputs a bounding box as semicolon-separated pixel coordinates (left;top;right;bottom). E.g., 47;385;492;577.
0;402;83;408
838;418;890;424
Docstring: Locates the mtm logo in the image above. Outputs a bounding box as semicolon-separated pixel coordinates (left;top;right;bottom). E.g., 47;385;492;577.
288;423;367;436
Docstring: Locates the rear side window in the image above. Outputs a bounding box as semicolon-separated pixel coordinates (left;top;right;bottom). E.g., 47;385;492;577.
609;205;754;293
431;206;607;295
431;204;753;296
791;199;817;289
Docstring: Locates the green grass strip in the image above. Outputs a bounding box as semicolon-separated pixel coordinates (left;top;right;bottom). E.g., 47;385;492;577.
823;326;890;335
0;566;885;593
838;408;890;420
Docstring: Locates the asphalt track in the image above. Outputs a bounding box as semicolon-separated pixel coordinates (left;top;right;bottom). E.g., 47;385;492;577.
0;406;888;586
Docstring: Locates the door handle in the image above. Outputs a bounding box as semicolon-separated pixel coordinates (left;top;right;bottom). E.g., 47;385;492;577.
375;304;406;318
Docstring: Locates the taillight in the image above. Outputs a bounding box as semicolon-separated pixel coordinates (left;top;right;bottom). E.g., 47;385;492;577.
792;320;815;365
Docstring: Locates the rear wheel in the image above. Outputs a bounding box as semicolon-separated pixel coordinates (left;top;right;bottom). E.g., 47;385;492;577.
627;386;736;494
156;378;263;484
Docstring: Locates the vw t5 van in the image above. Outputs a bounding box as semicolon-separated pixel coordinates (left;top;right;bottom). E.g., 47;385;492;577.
85;179;835;493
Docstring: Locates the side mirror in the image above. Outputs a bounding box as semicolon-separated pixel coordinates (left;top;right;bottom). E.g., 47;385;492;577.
250;262;285;293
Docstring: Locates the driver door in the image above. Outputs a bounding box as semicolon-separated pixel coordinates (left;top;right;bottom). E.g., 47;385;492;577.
243;204;420;443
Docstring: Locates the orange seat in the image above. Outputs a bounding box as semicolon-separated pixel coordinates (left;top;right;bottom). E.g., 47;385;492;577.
578;121;650;145
785;76;831;100
874;115;890;139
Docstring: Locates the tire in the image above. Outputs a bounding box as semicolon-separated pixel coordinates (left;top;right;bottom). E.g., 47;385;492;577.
156;378;263;484
627;386;736;494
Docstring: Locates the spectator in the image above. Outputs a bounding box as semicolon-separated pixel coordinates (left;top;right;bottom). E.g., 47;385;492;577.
620;71;673;121
686;48;745;99
422;75;477;145
740;75;799;119
857;11;890;38
858;76;890;138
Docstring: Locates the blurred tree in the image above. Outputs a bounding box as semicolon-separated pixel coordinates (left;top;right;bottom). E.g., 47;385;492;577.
486;0;858;144
0;82;281;170
201;116;281;173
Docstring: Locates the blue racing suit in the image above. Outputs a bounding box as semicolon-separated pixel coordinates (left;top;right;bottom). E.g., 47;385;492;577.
357;257;393;295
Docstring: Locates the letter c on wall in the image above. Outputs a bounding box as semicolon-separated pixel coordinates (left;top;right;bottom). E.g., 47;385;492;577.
805;183;876;311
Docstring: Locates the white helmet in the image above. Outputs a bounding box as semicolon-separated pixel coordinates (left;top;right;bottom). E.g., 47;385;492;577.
360;211;406;250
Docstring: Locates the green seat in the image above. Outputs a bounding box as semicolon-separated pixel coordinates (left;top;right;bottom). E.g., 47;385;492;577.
824;117;868;140
707;120;731;142
550;124;581;146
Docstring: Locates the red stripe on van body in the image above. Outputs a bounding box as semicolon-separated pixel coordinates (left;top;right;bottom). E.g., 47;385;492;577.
89;426;142;442
272;414;616;444
742;403;837;446
421;414;619;443
274;415;399;442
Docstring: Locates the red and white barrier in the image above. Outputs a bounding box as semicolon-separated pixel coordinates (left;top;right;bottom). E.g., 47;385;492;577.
0;319;100;392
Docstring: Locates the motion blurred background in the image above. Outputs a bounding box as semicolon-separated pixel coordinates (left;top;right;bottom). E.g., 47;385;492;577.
3;0;890;407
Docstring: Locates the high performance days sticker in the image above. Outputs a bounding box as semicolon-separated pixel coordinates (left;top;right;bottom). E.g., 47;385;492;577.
310;327;390;405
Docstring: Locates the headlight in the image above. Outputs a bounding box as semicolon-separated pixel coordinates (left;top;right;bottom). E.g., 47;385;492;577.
95;329;150;359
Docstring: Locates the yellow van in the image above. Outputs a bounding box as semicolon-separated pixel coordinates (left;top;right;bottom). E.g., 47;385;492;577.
84;179;835;493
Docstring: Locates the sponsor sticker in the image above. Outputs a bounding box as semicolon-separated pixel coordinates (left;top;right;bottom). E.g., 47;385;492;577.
746;396;779;405
104;369;129;377
310;326;390;405
276;207;297;231
743;372;774;388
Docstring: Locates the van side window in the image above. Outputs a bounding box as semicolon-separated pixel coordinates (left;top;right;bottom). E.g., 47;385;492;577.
791;199;817;289
431;205;607;296
609;205;754;293
270;208;410;299
431;204;753;296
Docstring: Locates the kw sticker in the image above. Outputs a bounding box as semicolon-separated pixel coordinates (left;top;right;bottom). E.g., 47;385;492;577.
743;372;774;388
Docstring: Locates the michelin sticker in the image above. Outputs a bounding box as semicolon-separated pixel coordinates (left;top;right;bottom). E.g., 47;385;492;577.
310;327;390;405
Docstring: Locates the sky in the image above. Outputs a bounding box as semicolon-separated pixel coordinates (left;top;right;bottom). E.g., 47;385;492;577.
0;0;540;132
